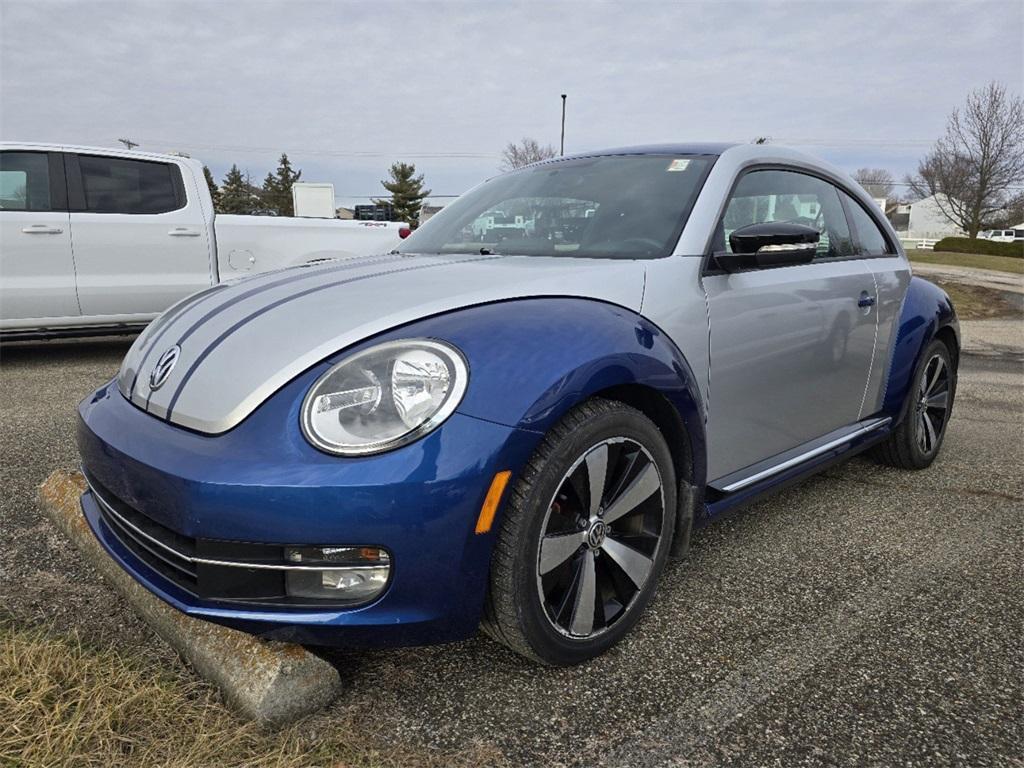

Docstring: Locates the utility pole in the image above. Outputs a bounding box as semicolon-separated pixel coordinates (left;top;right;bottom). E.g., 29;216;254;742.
560;94;567;156
118;137;139;150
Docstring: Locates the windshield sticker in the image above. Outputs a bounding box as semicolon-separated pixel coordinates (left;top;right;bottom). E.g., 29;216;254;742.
666;158;691;172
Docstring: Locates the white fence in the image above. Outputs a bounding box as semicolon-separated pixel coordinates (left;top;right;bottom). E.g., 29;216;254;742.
900;238;939;251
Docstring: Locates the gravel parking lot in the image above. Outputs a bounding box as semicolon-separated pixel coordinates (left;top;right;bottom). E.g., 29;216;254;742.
1;319;1021;767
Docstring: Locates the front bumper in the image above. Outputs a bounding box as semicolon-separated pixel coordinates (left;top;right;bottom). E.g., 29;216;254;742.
76;374;540;647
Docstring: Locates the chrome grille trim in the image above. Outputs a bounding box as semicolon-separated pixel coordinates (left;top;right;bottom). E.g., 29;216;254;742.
100;504;197;579
83;471;372;572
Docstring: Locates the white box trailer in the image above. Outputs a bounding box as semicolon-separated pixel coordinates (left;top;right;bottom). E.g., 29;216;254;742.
291;182;337;219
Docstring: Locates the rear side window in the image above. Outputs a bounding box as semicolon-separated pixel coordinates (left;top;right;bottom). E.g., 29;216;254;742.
842;193;893;256
77;155;182;214
0;151;51;211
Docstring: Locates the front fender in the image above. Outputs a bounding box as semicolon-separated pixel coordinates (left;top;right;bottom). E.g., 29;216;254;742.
399;298;708;490
882;276;960;424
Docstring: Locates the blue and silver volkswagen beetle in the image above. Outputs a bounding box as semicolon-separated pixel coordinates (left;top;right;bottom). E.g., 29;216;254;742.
77;144;958;664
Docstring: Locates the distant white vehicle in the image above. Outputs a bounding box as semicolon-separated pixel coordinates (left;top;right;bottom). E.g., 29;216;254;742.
0;143;409;338
979;229;1023;242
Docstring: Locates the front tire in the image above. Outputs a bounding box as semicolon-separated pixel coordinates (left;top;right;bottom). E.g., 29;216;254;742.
873;338;956;469
482;399;676;665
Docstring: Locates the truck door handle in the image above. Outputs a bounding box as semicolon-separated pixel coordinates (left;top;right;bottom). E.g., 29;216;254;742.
858;292;876;308
168;227;201;237
21;224;64;234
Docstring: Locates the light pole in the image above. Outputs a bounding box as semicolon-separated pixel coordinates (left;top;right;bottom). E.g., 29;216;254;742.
560;94;567;156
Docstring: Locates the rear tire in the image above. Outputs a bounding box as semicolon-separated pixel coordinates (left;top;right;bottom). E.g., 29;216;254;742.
482;398;676;665
872;338;956;470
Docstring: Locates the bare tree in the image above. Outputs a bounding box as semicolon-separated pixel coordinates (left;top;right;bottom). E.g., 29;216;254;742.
907;82;1024;238
984;190;1024;229
853;168;895;198
500;137;556;171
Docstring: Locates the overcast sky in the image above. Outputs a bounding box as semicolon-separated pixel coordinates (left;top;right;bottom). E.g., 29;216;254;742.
2;0;1022;205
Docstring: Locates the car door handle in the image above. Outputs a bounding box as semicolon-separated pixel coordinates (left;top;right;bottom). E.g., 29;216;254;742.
858;292;876;308
21;224;64;234
168;227;201;237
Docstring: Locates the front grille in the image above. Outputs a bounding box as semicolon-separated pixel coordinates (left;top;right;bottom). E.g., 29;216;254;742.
85;471;200;592
83;472;317;606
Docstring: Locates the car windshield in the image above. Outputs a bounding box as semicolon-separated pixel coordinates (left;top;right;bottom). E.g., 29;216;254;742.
398;154;715;259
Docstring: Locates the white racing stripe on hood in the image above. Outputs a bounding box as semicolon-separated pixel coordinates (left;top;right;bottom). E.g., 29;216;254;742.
120;252;408;401
129;254;647;434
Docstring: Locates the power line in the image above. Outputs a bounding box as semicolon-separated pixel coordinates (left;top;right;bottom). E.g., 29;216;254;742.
881;181;1024;190
97;135;943;160
773;137;935;148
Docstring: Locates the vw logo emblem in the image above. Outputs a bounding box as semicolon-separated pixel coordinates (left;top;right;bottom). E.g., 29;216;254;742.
149;345;181;391
587;520;607;549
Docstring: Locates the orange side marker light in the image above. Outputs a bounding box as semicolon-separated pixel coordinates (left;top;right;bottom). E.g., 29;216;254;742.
475;470;512;534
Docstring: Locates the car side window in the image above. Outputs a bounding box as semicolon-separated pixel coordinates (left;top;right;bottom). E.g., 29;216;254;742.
0;151;51;211
842;193;893;256
77;155;182;214
718;169;854;259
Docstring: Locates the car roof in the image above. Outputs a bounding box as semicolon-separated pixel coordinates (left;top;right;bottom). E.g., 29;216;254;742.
541;143;737;164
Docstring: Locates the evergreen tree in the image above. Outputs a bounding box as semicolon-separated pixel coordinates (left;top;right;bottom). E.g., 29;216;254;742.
260;171;280;214
219;164;256;214
376;162;431;224
261;153;302;216
202;165;221;211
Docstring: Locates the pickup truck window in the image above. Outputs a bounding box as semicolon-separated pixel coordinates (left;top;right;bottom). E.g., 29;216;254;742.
0;151;51;211
77;155;183;214
398;154;714;259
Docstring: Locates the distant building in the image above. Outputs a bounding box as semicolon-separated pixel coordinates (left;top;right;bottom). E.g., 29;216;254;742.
335;206;355;220
905;194;965;239
886;201;911;233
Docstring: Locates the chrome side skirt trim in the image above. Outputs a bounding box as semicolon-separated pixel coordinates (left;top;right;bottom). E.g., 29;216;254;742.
83;473;373;572
715;416;892;493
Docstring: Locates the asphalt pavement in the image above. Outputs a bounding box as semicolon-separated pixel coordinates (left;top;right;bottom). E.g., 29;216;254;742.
0;321;1021;767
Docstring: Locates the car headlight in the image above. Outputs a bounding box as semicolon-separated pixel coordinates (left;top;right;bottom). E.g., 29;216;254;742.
301;339;468;455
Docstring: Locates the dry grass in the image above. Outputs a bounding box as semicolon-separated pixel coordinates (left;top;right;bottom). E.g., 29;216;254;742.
923;277;1021;320
0;622;503;768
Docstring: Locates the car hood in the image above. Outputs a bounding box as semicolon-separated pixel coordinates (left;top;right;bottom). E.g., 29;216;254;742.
118;252;647;434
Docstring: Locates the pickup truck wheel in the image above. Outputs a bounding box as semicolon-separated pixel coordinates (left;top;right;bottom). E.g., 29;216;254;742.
872;339;956;470
482;398;676;666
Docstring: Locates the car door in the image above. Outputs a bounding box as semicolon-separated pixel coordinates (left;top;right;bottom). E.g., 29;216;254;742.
702;168;878;482
840;190;912;415
66;152;213;319
0;150;79;327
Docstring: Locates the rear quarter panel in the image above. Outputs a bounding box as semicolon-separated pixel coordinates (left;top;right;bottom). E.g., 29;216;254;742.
880;275;959;423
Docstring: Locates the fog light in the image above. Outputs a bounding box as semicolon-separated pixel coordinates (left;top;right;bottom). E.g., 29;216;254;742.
284;546;391;603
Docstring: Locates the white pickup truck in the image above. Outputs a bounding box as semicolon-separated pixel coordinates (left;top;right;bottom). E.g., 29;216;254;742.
0;143;407;338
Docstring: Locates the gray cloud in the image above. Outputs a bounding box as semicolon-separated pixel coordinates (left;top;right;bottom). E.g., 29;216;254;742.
2;0;1021;199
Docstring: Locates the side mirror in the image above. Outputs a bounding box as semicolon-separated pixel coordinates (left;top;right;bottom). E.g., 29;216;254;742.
715;222;820;272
